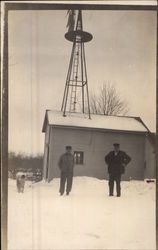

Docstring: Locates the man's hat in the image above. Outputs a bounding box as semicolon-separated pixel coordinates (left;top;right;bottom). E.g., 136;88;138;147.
66;145;72;150
113;143;120;147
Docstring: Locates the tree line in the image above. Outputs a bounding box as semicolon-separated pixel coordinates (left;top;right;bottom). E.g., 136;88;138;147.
8;152;43;180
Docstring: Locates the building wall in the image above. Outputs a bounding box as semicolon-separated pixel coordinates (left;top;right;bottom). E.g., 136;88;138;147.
43;125;50;180
46;126;146;182
144;136;156;179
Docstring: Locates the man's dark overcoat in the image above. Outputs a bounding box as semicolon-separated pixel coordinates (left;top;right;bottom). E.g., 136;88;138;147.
105;150;131;176
58;152;74;173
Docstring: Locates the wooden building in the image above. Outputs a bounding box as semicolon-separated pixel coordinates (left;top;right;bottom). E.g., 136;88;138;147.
42;110;155;182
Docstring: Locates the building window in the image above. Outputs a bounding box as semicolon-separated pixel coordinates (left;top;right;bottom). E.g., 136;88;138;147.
74;151;84;165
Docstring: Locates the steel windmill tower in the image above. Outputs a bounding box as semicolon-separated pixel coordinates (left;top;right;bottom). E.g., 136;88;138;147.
61;10;93;118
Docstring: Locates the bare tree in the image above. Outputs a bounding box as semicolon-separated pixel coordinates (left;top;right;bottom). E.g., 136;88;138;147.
90;83;129;116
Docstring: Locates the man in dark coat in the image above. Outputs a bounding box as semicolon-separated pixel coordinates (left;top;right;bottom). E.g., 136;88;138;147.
105;143;131;197
58;146;74;196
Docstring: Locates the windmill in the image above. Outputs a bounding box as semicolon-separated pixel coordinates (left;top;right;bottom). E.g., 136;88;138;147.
61;9;93;118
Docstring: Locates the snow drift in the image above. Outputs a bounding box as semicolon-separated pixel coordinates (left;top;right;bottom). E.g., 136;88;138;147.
8;177;156;250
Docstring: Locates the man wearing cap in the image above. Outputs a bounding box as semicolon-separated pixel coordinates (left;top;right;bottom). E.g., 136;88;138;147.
105;143;131;197
58;146;74;196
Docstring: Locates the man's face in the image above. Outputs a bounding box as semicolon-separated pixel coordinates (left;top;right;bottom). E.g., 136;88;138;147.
66;148;72;153
114;145;119;152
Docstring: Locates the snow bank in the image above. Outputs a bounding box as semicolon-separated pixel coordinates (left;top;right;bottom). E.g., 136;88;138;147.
8;177;156;250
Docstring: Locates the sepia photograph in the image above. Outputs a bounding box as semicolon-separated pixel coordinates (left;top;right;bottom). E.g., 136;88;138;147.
1;1;157;250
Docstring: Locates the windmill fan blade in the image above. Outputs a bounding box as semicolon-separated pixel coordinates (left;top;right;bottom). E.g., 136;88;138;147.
66;10;76;31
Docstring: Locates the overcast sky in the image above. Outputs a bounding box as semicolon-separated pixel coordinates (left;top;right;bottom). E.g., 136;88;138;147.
8;9;156;155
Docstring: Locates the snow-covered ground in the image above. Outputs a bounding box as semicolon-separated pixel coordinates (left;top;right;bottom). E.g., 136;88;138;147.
8;177;156;250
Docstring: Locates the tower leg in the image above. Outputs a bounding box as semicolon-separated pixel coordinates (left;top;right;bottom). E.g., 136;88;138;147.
83;43;91;119
81;42;85;113
61;41;76;115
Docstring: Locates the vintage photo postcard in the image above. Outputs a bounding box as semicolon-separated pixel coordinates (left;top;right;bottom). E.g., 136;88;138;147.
1;1;157;250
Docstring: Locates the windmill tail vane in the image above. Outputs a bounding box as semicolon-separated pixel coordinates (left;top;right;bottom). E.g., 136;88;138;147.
66;10;76;32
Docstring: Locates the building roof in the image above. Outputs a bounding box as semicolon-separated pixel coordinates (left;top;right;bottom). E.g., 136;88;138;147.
42;110;149;134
